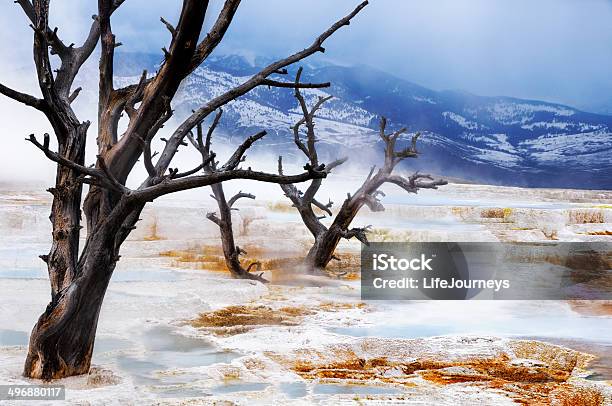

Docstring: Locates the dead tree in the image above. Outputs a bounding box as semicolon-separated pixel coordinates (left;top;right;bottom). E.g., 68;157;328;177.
279;68;447;273
0;0;369;379
187;111;266;283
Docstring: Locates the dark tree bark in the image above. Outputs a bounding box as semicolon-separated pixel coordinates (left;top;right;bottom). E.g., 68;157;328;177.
279;70;448;273
187;112;267;282
1;0;369;379
208;185;266;282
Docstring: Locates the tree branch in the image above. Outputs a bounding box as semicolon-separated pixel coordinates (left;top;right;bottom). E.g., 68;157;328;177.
170;163;206;179
160;16;176;37
26;133;127;193
312;197;334;216
133;167;326;202
138;136;157;178
0;82;46;111
68;87;82;104
188;0;241;72
386;173;448;193
261;79;330;89
124;70;148;120
96;154;131;194
206;211;221;226
362;194;385;212
17;0;126;99
220;131;267;170
15;0;68;56
278;156;303;202
341;225;372;245
228;191;255;208
325;157;348;173
130;1;367;197
104;0;210;181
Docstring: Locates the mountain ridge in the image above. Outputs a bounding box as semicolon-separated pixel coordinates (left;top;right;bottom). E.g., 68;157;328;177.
113;52;612;189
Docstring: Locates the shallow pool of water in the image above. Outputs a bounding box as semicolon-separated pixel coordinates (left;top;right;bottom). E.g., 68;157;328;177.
107;325;240;396
330;301;612;380
313;383;402;395
0;267;180;282
279;382;309;398
342;300;609;336
0;329;28;346
211;382;269;394
0;268;47;279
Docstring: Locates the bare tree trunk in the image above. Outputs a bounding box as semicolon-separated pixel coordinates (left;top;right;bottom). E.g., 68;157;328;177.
23;198;135;379
23;249;117;379
23;147;92;379
305;204;357;271
188;112;267;282
208;184;266;282
44;125;87;297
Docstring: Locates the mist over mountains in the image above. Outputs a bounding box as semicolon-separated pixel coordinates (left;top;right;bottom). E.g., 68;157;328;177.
114;52;612;190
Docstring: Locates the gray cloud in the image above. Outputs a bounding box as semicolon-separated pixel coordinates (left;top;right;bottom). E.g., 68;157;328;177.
0;0;611;184
2;0;612;110
212;0;612;110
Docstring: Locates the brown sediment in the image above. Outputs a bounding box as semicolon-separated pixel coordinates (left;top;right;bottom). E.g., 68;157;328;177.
451;206;473;220
159;244;365;281
263;257;305;272
317;301;367;312
160;246;228;272
266;200;334;217
420;357;571;385
268;339;606;404
550;384;606;406
160;244;270;273
190;305;313;335
542;250;612;288
192;305;311;327
190;301;368;336
563;251;612;272
585;230;612;236
286;354;570;386
492;381;607;406
85;367;122;387
546;251;612;290
480;207;513;220
569;210;605;224
266;201;296;213
265;253;362;281
568;300;612;316
325;252;361;280
141;217;164;241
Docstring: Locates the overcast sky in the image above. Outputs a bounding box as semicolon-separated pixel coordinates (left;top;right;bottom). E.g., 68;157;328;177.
1;0;611;183
2;0;612;111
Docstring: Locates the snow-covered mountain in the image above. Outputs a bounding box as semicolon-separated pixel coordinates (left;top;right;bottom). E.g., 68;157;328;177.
115;53;612;189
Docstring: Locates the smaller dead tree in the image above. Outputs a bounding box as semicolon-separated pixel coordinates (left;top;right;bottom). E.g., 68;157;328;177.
187;110;268;282
279;68;448;273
